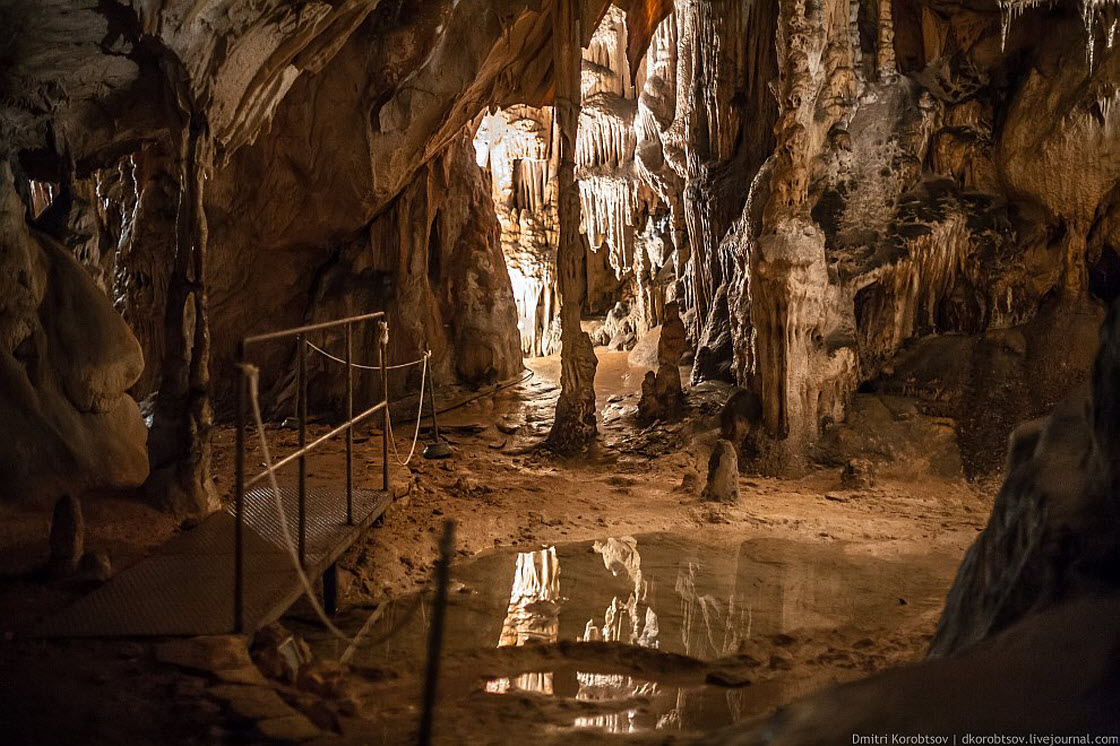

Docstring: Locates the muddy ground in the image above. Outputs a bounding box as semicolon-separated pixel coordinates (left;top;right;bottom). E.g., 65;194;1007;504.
0;350;992;744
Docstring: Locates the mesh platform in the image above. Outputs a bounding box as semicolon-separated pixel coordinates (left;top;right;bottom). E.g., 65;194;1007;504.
32;486;390;638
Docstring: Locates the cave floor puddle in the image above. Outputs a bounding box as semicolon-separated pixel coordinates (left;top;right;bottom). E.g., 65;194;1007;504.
289;531;953;736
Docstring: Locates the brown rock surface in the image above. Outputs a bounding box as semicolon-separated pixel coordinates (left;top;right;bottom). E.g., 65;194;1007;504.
0;165;148;505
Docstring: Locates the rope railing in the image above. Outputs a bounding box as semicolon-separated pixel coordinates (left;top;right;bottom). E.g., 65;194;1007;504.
241;362;363;644
233;312;439;633
305;339;428;372
385;352;430;466
305;338;432;466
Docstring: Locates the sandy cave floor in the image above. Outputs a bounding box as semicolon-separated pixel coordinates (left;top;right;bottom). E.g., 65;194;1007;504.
0;349;994;744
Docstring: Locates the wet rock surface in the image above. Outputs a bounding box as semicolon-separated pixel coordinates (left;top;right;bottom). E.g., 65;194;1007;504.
289;531;959;739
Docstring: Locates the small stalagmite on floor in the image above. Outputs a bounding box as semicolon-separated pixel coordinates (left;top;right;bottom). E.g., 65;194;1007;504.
48;495;83;579
638;301;688;424
702;439;740;504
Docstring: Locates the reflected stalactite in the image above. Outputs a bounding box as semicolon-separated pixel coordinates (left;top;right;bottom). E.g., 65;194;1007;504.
582;536;660;646
576;536;664;733
486;546;563;695
674;559;748;660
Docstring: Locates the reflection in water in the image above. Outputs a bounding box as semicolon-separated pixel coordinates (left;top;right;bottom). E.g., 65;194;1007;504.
582;537;659;647
487;547;562;695
291;532;955;735
574;537;662;733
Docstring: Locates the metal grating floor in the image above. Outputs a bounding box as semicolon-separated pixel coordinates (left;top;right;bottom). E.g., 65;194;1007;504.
32;486;390;638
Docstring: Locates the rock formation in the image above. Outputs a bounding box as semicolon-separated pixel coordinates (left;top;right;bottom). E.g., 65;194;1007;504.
47;495;83;578
0;165;148;506
702;439;740;504
929;298;1120;657
1;0;678;503
5;0;1120;502
548;0;601;454
719;388;763;455
467;0;1120;475
637;300;687;423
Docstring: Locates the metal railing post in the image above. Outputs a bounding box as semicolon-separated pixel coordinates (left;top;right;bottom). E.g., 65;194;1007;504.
234;343;246;633
426;349;442;444
297;334;308;568
345;323;354;525
379;324;390;493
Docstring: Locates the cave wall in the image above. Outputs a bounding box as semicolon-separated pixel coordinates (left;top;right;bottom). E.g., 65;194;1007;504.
198;0;568;408
2;0;671;507
721;0;1120;471
0;164;149;505
8;0;1120;506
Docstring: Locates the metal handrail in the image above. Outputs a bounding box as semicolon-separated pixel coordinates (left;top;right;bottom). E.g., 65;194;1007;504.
233;311;392;632
244;401;387;488
241;312;386;346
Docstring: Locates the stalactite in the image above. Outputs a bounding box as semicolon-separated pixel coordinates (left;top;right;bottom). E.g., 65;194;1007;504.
474;107;561;356
853;216;974;379
578;176;638;274
999;0;1120;64
112;147;178;400
646;0;777;382
476;6;671;358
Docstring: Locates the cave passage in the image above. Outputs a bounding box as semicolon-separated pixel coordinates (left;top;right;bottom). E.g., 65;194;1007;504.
3;0;1120;743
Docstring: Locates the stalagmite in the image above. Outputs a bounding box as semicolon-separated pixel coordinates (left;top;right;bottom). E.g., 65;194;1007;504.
548;0;599;453
637;300;687;423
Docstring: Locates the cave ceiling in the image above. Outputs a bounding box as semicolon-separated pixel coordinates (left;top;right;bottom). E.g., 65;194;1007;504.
0;0;673;183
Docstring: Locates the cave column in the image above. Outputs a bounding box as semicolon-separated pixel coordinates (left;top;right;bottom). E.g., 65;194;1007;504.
547;0;599;453
116;145;178;399
145;119;219;517
751;0;858;470
877;0;897;80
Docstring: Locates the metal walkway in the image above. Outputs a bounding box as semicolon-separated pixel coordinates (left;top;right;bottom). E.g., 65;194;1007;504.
34;486;391;638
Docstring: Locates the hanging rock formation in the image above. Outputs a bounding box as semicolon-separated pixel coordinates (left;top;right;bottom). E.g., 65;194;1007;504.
473;4;680;361
0;0;675;504
475;107;561;358
6;0;1120;504
713;0;1120;472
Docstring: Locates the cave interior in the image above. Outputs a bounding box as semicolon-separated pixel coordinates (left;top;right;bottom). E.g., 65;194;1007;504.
3;0;1120;742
